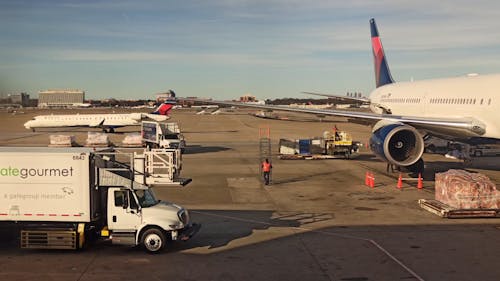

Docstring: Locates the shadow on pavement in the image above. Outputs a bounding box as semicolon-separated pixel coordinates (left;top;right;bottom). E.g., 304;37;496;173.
184;145;231;154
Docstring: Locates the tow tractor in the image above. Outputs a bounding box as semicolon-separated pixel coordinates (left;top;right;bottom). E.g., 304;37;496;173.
279;129;361;159
322;130;361;159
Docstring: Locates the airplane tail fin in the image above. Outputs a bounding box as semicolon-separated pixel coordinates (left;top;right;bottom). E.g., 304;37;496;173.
370;18;394;88
151;102;174;116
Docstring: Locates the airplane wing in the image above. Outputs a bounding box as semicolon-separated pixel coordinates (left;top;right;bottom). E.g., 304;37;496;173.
302;92;369;103
180;98;486;138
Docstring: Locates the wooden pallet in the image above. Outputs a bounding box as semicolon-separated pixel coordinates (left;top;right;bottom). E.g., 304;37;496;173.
418;199;500;218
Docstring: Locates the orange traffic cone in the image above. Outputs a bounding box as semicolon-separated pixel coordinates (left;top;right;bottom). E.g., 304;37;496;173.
365;171;369;186
397;173;403;189
369;173;375;188
417;173;423;189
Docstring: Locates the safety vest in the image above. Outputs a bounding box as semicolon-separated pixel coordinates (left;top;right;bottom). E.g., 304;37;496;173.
262;162;271;172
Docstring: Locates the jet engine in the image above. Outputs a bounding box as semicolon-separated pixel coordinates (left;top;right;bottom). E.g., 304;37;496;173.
369;123;424;167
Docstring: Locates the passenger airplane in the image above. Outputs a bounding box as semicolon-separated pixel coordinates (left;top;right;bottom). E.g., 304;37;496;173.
182;19;499;173
24;102;174;133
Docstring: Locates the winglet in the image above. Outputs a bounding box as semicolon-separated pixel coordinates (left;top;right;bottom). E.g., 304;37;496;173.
90;119;105;127
370;18;394;88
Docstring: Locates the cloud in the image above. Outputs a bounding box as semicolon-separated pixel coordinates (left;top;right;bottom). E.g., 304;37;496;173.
2;0;500;99
22;48;345;70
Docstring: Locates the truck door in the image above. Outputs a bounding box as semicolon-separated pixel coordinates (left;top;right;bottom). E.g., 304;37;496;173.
108;188;142;231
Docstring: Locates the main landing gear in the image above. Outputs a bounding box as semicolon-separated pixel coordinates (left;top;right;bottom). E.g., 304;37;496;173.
407;158;424;177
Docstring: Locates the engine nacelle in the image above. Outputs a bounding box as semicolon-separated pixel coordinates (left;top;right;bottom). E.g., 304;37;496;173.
369;123;424;166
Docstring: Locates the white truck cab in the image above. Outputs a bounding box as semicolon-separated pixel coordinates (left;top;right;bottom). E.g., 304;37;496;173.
142;121;186;152
158;133;186;152
107;186;197;252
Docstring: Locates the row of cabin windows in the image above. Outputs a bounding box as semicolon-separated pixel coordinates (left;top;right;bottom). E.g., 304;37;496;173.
380;98;421;103
381;96;493;106
429;98;492;105
43;116;125;120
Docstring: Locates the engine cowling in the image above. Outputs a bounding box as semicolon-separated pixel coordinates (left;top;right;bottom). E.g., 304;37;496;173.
369;123;424;167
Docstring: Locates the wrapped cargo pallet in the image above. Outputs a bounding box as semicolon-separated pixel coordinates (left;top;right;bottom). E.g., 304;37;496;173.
122;132;142;147
85;132;109;147
435;169;499;209
48;134;75;147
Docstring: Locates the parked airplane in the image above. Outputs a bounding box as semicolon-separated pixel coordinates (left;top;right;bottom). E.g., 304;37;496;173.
24;102;174;133
182;19;499;174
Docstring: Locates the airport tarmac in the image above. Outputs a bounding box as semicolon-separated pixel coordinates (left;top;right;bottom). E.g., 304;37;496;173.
0;108;499;281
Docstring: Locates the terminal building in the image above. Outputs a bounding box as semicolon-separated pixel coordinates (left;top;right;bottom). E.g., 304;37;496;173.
239;94;257;102
9;93;30;106
38;89;85;108
239;94;265;105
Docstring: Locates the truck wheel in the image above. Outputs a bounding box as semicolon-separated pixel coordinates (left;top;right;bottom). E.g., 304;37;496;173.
141;228;166;253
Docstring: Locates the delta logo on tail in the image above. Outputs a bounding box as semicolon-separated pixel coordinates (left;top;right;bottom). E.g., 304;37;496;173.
152;102;175;116
370;18;394;88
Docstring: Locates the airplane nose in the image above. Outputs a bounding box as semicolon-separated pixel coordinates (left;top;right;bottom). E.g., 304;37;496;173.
24;121;32;129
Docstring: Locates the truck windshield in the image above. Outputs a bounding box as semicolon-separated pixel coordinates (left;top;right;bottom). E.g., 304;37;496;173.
134;189;159;208
164;134;179;139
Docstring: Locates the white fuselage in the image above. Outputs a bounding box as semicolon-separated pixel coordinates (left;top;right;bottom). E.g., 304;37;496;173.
24;113;168;129
369;74;500;139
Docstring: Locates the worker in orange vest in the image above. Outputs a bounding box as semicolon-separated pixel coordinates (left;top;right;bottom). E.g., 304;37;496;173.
261;158;272;185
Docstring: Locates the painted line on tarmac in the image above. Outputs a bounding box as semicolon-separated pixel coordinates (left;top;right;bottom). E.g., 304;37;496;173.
193;210;425;281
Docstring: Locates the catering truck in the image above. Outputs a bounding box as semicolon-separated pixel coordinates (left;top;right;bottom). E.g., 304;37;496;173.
0;147;199;253
142;121;186;152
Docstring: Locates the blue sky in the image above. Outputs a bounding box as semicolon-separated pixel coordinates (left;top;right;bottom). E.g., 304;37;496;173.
1;0;500;100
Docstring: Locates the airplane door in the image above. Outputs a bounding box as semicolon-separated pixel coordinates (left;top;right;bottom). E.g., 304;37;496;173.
108;189;142;231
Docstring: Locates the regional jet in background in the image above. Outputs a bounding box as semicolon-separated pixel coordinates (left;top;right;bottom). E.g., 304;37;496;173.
182;18;500;174
24;102;174;133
